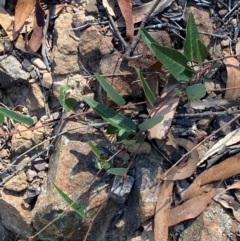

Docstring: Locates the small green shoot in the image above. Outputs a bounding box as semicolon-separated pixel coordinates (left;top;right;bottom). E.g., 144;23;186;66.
52;182;86;219
59;86;78;112
135;68;156;107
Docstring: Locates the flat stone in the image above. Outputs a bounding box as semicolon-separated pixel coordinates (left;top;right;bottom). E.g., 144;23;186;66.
52;12;80;75
41;72;52;89
0;55;30;87
4;172;28;192
32;121;118;241
0;189;33;237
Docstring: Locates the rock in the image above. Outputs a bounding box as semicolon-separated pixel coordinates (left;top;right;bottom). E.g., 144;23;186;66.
41;72;52;89
0;55;30;87
0;39;13;54
218;9;228;17
216;115;233;136
127;142;152;154
180;201;237;241
0;149;9;159
30;58;46;70
99;35;114;56
0;189;33;237
26;169;38;182
32;121;119;241
85;0;98;16
11;124;33;154
188;6;212;47
221;39;230;47
4;172;28;192
22;59;34;72
52;12;80;75
78;26;102;72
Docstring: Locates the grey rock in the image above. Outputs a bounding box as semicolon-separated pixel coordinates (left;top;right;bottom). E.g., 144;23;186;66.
0;55;30;87
216;115;233;136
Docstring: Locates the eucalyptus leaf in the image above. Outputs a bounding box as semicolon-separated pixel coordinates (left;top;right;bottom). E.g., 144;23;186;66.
95;73;126;106
82;96;136;132
151;43;192;82
138;115;164;131
52;182;86;218
174;88;183;97
196;39;208;66
186;83;206;100
0;107;33;126
0;113;4;125
107;168;128;176
135;68;156;107
59;85;76;112
64;98;78;112
106;125;119;134
184;12;200;62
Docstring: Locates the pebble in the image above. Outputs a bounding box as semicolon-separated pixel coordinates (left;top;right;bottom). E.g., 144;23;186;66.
31;58;47;70
22;59;34;72
4;172;28;192
218;9;228;17
221;39;230;47
42;72;52;89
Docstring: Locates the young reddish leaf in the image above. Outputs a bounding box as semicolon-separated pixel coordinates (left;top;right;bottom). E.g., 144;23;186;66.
25;0;45;53
117;0;134;43
14;0;36;32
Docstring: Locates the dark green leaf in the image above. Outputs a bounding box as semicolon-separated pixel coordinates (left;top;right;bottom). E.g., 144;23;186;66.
117;139;136;145
135;68;156;107
186;83;206;100
59;85;76;112
0;113;4;125
106;125;119;134
196;39;208;66
184;12;200;62
82;96;136;132
0;107;33;125
95;73;126;106
138;115;164;131
88;141;101;160
139;27;159;51
52;182;86;218
174;88;183;97
107;168;128;176
151;43;192;82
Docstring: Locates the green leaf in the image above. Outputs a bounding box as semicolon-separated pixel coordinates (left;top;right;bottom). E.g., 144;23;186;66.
106;125;119;134
151;43;193;82
88;141;101;160
83;96;136;132
52;182;86;219
59;85;76;112
174;88;183;97
0;107;33;125
95;73;126;106
117;139;136;145
139;27;159;50
196;39;208;66
107;168;128;176
186;83;206;100
0;113;4;125
184;12;200;62
135;68;156;107
138;115;164;131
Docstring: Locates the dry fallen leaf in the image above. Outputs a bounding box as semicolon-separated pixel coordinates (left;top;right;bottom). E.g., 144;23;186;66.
182;152;240;201
0;6;17;41
169;189;215;227
154;180;174;241
148;84;179;140
225;180;240;192
103;0;117;17
116;0;173;27
223;50;240;100
14;0;36;32
25;0;45;53
117;0;134;43
199;127;240;165
164;138;199;180
214;193;240;222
